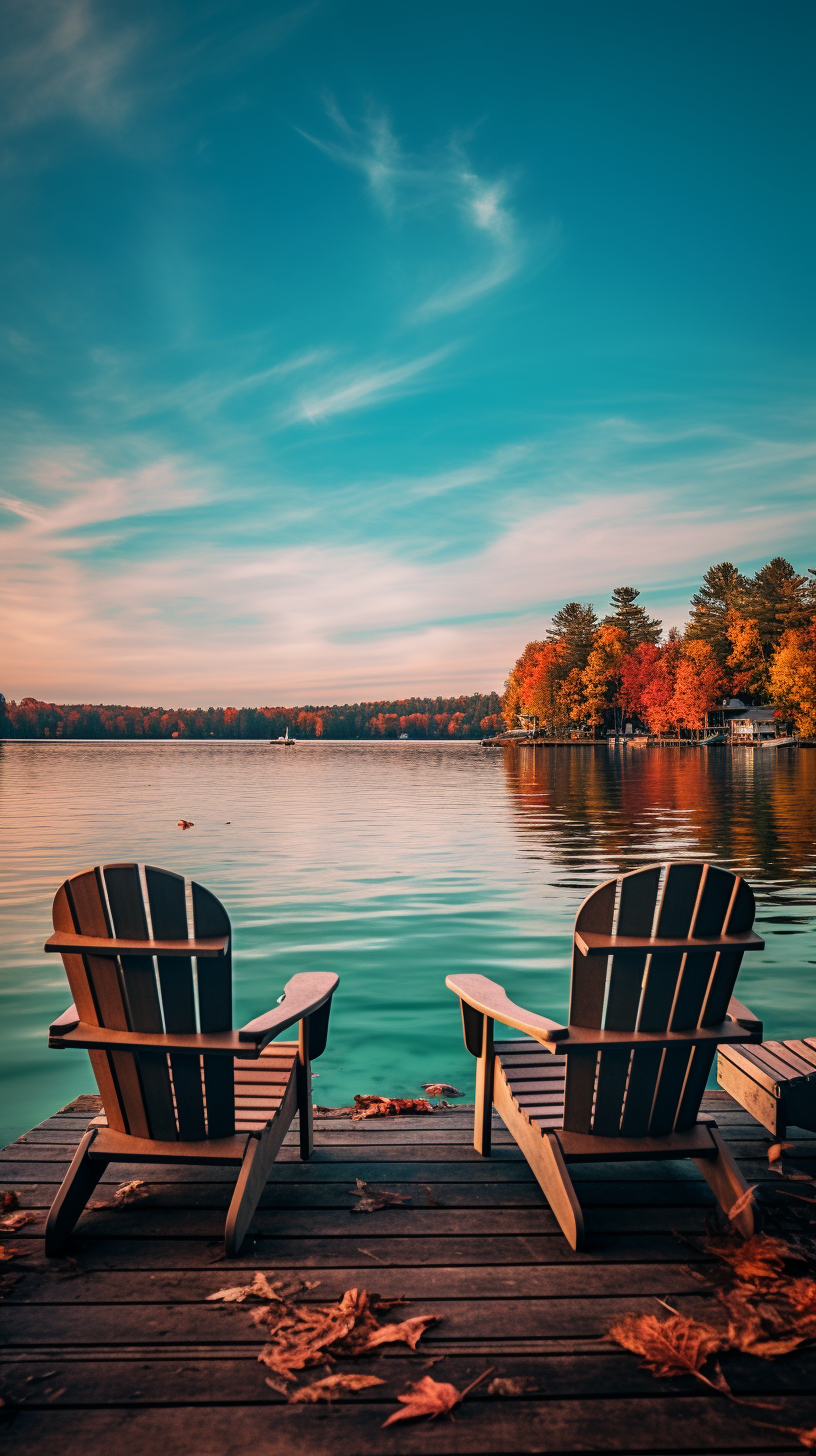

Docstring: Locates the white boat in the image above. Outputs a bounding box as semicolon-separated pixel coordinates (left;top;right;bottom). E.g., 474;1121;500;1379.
271;727;295;746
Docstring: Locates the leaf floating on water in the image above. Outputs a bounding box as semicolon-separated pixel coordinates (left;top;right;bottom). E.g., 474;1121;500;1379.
288;1373;385;1403
607;1312;729;1393
349;1178;412;1213
382;1369;492;1427
352;1095;433;1120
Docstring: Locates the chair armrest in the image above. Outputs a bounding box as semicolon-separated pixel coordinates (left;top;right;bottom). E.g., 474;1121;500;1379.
45;931;229;958
446;973;568;1046
238;972;339;1051
49;1004;79;1036
726;995;763;1037
49;1023;251;1056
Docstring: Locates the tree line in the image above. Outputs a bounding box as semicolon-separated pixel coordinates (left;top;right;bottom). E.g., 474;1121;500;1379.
0;693;503;741
502;558;816;738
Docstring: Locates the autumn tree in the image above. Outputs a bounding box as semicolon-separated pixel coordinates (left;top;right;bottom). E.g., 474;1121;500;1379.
619;642;661;722
581;625;627;730
685;562;749;665
769;624;816;735
668;641;724;735
726;611;770;700
602;587;661;647
546;602;598;672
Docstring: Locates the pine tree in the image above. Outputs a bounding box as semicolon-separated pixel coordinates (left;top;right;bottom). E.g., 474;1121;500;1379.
546;602;598;671
744;558;814;652
685;562;749;664
602;587;661;646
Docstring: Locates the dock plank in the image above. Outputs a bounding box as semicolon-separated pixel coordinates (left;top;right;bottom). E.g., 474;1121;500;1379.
2;1091;815;1453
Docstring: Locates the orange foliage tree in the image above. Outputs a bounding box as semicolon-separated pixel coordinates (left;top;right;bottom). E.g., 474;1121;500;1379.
769;624;816;735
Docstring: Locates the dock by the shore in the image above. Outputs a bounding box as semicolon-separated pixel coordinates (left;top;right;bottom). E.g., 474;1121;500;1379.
1;1090;815;1453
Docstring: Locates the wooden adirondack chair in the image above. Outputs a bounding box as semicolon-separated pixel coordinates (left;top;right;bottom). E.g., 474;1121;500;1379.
447;862;765;1249
44;863;338;1257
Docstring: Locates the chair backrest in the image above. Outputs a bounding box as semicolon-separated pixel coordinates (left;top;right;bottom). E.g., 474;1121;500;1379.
52;863;234;1142
563;862;755;1137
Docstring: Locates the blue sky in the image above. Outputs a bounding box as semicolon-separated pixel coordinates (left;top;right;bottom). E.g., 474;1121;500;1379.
2;0;815;705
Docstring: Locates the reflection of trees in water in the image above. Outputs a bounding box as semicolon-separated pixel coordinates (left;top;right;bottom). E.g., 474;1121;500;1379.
503;745;816;886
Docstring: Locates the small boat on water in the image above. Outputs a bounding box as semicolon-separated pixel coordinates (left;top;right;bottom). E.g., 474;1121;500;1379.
697;731;728;746
270;727;295;746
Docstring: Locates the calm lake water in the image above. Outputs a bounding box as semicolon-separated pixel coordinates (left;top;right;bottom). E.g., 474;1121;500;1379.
1;740;815;1148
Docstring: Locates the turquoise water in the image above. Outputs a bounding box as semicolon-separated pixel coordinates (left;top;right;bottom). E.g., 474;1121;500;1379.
1;740;815;1147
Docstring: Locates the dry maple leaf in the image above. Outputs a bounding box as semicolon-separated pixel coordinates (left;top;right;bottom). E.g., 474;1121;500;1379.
255;1286;436;1380
0;1246;30;1262
355;1314;437;1352
352;1095;433;1120
0;1193;20;1212
727;1185;758;1222
487;1376;538;1396
608;1312;729;1394
768;1142;795;1164
0;1212;38;1231
288;1373;385;1403
349;1178;412;1213
382;1369;492;1427
707;1233;801;1282
207;1271;284;1303
756;1424;816;1449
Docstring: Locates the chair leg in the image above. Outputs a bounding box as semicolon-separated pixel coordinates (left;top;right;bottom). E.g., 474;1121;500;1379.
473;1016;494;1156
45;1130;108;1257
492;1072;584;1249
224;1072;297;1256
693;1126;759;1239
297;1018;313;1161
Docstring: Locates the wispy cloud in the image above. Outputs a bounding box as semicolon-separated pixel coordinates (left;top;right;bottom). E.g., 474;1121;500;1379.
0;0;142;137
293;346;455;423
299;103;541;320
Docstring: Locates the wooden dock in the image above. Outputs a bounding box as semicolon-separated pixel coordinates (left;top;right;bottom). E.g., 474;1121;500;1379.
2;1090;815;1453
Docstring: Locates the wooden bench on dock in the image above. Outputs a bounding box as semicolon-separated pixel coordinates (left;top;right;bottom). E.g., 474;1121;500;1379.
718;1038;816;1138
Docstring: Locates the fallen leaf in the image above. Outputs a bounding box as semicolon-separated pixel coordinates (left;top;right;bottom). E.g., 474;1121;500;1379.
359;1314;437;1351
706;1233;802;1282
90;1180;150;1210
207;1271;290;1303
289;1373;385;1403
487;1376;538;1396
721;1276;816;1358
608;1312;729;1394
728;1185;758;1221
382;1369;492;1427
177;820;194;829
755;1423;816;1449
423;1185;442;1207
1;1193;20;1212
0;1212;38;1231
769;1142;795;1164
0;1247;30;1262
352;1095;433;1120
420;1084;463;1099
264;1375;290;1395
349;1178;411;1213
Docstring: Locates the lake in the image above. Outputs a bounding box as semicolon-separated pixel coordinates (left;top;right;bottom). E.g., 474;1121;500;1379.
1;739;814;1148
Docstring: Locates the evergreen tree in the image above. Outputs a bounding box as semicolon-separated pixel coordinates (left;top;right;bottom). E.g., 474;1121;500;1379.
685;562;749;664
745;557;814;652
546;602;598;671
602;587;661;646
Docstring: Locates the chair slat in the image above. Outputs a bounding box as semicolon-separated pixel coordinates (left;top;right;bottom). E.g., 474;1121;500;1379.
65;868;151;1140
103;865;177;1143
700;876;755;1027
52;883;128;1135
192;880;235;1140
563;876;616;1133
145;866;205;1142
594;867;661;1137
644;863;708;1136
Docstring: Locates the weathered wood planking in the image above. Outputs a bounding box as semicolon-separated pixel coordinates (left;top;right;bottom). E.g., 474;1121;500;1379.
1;1090;815;1454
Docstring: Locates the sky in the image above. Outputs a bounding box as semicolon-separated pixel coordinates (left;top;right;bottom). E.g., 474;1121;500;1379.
1;0;815;706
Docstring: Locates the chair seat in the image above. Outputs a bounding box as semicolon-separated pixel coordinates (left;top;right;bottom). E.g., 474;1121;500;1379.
234;1042;298;1131
496;1038;566;1129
